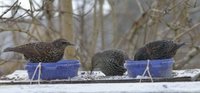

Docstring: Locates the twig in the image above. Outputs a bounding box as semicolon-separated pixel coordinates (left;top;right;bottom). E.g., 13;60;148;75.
0;0;18;18
175;46;200;69
136;0;144;14
173;22;200;41
0;28;39;41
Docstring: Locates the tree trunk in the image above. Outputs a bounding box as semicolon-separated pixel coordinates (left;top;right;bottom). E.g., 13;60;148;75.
43;0;54;41
60;0;76;59
108;0;117;48
99;0;105;49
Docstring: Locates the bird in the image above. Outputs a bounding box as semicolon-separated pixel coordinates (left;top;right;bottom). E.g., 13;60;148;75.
91;49;129;76
3;38;74;63
134;40;185;60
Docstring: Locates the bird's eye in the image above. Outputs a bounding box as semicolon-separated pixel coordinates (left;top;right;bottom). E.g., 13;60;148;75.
62;42;67;44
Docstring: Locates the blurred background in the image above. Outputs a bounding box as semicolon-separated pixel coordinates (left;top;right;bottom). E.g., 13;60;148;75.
0;0;200;76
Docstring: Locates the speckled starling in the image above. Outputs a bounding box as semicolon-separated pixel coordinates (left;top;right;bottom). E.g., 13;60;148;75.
134;40;185;60
3;38;74;63
91;49;129;76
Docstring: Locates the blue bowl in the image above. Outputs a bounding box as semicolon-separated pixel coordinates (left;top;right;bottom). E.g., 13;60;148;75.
124;58;174;78
25;60;80;80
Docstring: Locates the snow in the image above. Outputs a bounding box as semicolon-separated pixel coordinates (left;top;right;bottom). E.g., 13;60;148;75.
173;69;200;81
1;69;200;93
3;70;29;80
2;69;200;81
0;82;200;93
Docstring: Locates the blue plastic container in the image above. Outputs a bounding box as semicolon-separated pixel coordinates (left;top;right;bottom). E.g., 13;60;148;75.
25;60;80;80
124;58;174;78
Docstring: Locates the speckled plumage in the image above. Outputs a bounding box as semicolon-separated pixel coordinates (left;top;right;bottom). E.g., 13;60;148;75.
4;38;74;63
91;49;129;76
134;40;185;60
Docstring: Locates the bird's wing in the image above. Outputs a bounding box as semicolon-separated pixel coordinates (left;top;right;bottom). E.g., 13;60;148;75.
33;42;53;56
11;42;52;57
109;58;127;72
146;42;168;59
10;43;40;55
148;41;167;52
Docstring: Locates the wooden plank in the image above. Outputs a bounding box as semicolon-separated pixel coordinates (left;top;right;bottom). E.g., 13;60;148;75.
0;69;200;85
1;82;200;93
0;76;193;85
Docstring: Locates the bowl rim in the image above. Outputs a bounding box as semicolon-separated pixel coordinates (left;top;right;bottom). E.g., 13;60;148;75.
125;58;174;64
26;59;80;65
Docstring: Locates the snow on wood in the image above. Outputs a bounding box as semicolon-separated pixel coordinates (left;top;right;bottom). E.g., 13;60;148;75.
0;82;200;93
173;69;200;81
0;69;200;85
0;69;200;92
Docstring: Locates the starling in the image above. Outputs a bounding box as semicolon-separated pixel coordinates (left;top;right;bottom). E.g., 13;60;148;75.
3;38;74;63
91;49;129;76
134;40;185;60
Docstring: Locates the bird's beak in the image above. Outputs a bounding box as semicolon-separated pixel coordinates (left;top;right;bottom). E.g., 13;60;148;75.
70;43;74;46
68;42;74;46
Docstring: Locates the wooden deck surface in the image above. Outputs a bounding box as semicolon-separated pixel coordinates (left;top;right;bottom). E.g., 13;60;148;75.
0;69;200;85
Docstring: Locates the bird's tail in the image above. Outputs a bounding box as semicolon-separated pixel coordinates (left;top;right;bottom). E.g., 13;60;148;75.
3;47;15;52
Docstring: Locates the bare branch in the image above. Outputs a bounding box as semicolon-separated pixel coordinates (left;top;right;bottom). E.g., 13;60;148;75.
175;46;200;69
0;0;18;18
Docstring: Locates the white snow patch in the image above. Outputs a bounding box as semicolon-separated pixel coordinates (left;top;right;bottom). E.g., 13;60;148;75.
4;70;29;80
0;82;200;93
1;69;200;81
0;69;200;92
173;69;200;81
